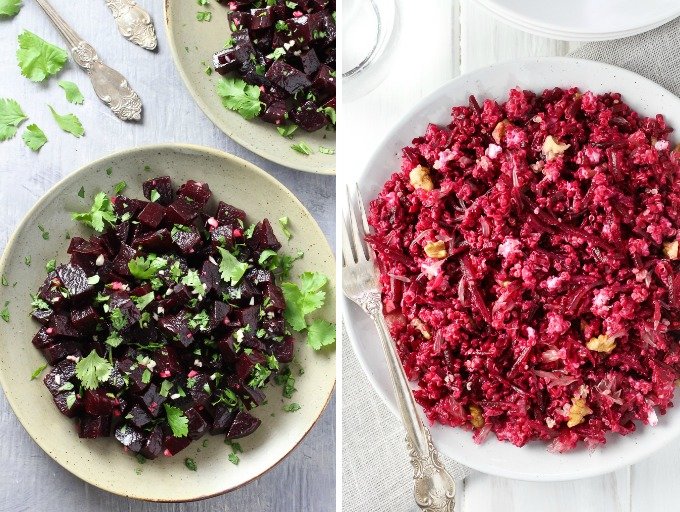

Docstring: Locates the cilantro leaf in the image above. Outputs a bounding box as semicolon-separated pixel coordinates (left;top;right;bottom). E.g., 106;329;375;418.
319;145;335;155
278;217;292;240
16;30;68;82
228;452;240;465
58;80;84;105
291;141;313;155
132;291;155;311
306;319;336;350
276;124;298;138
0;0;21;16
185;458;197;471
75;350;114;390
281;272;328;331
128;255;167;280
196;11;212;21
104;331;123;348
159;379;173;397
283;402;301;412
71;192;116;232
30;363;48;380
0;98;27;141
164;403;189;438
217;247;248;285
0;302;9;322
181;269;205;295
48;105;84;137
216;77;262;120
22;124;47;151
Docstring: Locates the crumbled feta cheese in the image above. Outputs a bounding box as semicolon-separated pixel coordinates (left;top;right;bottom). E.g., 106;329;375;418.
486;143;502;159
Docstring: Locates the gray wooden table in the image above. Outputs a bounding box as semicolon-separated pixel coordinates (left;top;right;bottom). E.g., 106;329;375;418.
0;1;335;510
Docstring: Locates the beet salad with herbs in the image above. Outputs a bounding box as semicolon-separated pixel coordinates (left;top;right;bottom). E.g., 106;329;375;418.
368;87;680;451
29;175;334;462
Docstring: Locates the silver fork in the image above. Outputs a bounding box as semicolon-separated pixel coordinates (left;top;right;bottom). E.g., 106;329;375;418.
342;184;456;512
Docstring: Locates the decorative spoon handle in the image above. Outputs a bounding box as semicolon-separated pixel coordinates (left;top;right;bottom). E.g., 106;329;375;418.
104;0;157;50
358;291;457;512
34;0;143;121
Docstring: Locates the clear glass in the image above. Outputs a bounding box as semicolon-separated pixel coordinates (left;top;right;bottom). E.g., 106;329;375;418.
342;0;399;102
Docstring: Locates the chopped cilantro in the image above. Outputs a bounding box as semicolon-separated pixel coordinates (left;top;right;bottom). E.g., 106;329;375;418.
165;403;189;437
306;319;336;350
71;192;116;232
216;77;262;120
113;181;127;195
278;217;292;240
291;141;313;155
196;11;212;21
48;105;85;137
0;301;9;322
277;124;298;138
182;269;205;295
104;331;123;348
30;293;49;311
75;350;114;390
141;368;152;384
267;47;286;61
185;458;198;471
58;80;85;105
24;255;31;266
132;291;155;311
128;255;167;280
281;272;328;331
283;402;301;412
16;30;68;82
319;146;335;155
247;363;271;388
1;274;7;286
110;308;126;330
159;379;173;397
228;452;240;465
0;98;27;141
150;189;161;202
275;20;289;32
0;0;22;17
38;224;49;240
217;247;248;285
22;124;48;151
30;363;48;380
65;392;76;409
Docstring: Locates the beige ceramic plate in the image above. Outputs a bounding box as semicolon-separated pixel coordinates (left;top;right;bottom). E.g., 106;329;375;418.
164;2;336;174
0;144;336;501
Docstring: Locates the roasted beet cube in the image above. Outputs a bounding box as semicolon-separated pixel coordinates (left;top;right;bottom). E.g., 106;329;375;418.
78;415;112;439
159;312;193;348
70;305;99;333
262;316;285;337
210;224;236;250
226;411;261;439
250;7;273;29
153;346;183;378
288;15;313;46
49;314;82;338
178;180;212;208
240;386;266;409
143;176;173;206
118;359;149;394
140;384;166;418
236;305;260;332
265;61;311;95
215;201;247;226
185;407;209;440
209;301;231;329
126;404;152;429
218;336;239;364
273;335;295;363
250;218;282;252
231;29;257;65
261;101;288;125
53;391;82;417
113;196;145;219
141;427;164;459
31;308;53;325
32;326;53;349
291;100;328;132
299;48;321;75
171;225;202;255
56;264;94;301
84;389;117;416
112;243;137;277
163;434;191;456
309;9;336;42
187;374;212;407
228;10;252;30
115;424;145;452
236;353;257;381
38;272;67;310
200;260;221;294
165;196;201;225
137;201;166;229
311;64;336;98
41;341;80;365
44;360;76;396
107;366;126;390
210;405;237;435
132;228;173;252
157;285;192;315
213;49;239;75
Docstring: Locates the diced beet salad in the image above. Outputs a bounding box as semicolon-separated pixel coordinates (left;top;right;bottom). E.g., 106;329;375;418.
368;87;680;451
31;177;295;459
213;0;336;132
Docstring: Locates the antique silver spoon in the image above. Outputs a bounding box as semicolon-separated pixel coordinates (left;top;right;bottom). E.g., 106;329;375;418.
104;0;157;51
34;0;143;121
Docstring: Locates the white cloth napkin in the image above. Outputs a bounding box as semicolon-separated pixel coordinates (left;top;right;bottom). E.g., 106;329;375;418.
342;16;680;512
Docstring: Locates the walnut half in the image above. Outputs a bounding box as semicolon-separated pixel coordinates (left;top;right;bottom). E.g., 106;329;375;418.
409;165;434;191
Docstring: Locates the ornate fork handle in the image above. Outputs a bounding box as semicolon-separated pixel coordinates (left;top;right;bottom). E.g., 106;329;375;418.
34;0;143;121
355;290;456;512
105;0;157;50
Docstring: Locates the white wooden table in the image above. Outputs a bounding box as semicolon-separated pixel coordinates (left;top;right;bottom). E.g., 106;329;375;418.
0;1;334;510
343;1;680;510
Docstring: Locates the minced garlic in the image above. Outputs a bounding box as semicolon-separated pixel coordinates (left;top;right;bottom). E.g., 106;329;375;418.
586;334;616;354
542;135;570;160
409;165;434;191
424;240;447;259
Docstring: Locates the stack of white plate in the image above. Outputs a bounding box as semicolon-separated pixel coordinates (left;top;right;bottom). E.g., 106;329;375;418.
473;0;680;41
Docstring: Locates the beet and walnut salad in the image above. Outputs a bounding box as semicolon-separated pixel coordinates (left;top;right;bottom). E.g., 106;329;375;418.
368;87;680;451
211;0;336;142
28;176;334;463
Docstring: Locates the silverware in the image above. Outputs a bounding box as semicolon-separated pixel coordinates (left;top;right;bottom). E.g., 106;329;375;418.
104;0;157;51
34;0;143;121
342;184;457;512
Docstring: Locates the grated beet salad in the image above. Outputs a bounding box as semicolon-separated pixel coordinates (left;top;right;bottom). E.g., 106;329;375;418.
367;87;680;451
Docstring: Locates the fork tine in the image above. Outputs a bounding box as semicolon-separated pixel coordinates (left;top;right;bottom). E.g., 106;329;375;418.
341;197;356;265
346;184;369;261
354;183;372;253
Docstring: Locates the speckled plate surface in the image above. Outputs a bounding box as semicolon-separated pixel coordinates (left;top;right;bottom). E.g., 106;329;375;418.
164;2;336;174
0;144;336;501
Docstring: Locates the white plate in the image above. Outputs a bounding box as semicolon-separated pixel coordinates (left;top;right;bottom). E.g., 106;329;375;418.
345;58;680;481
474;0;680;41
